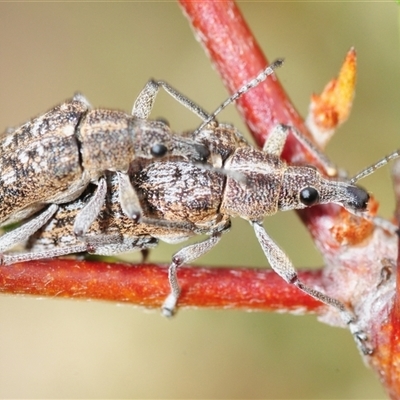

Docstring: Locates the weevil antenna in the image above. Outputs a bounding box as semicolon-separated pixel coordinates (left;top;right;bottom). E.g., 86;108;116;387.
350;150;400;184
193;58;284;136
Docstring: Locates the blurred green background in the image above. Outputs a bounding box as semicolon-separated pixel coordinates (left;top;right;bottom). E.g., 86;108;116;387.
0;2;399;398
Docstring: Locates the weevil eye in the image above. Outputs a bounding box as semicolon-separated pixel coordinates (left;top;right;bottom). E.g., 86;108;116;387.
194;143;211;162
151;143;168;157
299;187;320;206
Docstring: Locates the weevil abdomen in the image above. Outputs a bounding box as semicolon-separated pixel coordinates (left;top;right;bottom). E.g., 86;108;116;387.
0;97;89;225
136;160;225;226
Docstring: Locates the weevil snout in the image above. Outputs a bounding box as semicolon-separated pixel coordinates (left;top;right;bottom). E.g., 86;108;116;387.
193;143;211;161
278;166;371;214
343;185;369;211
172;138;211;162
318;179;370;212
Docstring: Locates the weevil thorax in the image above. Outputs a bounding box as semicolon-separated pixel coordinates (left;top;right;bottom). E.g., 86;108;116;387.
277;165;370;213
187;124;250;166
220;147;286;221
79;109;136;179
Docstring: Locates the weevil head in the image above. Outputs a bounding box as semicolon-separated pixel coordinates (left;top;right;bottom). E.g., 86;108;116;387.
132;119;210;162
188;124;249;163
278;166;370;212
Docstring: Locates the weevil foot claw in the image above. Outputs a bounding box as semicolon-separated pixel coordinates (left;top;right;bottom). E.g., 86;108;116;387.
353;330;373;355
161;293;178;318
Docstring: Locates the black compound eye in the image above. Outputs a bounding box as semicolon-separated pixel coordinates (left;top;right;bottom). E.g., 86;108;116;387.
151;143;168;157
194;143;211;161
299;187;320;206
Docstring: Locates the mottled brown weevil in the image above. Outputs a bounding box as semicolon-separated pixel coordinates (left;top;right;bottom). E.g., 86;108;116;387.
4;59;397;356
2;114;399;357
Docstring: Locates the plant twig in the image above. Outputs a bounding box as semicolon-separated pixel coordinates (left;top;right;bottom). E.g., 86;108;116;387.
180;1;400;398
0;3;399;397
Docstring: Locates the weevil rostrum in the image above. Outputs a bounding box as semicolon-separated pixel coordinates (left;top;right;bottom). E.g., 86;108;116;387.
1;59;397;355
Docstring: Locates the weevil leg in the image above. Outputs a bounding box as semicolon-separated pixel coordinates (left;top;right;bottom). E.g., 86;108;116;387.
284;125;338;176
141;248;151;263
132;79;212;122
251;221;373;355
72;93;93;109
264;124;338;177
140;217;200;233
139;61;282;136
117;171;143;221
1;244;88;265
262;124;290;156
3;237;138;265
5;231;157;265
162;232;223;317
89;236;158;256
131;80;159;119
0;204;59;255
73;177;107;237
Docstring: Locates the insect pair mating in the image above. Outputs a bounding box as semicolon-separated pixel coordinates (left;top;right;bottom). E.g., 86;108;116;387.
1;59;398;355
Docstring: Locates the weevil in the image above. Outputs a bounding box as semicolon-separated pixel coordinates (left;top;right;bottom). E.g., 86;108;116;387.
0;81;215;238
2;119;399;355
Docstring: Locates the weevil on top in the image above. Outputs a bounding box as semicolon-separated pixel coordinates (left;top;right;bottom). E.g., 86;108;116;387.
0;77;218;243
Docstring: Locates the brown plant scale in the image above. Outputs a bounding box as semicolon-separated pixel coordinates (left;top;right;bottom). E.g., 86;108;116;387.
330;196;377;246
0;0;399;397
306;48;357;149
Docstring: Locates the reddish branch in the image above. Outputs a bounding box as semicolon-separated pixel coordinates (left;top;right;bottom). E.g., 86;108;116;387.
180;1;400;398
0;259;323;312
0;1;399;397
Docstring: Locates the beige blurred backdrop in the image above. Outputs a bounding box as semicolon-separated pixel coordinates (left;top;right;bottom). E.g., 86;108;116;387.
0;2;398;399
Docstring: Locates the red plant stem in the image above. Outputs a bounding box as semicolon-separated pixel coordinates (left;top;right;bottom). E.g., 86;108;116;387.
180;1;400;398
0;260;323;312
180;0;316;163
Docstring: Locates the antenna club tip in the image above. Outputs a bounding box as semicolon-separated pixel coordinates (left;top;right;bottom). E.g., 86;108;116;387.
272;58;284;69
